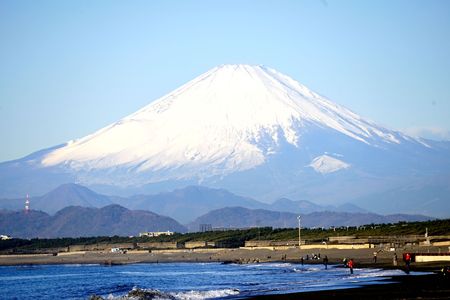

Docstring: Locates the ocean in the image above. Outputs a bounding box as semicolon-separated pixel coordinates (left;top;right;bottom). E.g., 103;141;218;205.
0;262;412;299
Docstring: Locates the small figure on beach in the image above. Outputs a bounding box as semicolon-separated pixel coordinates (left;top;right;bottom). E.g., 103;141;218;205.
373;251;377;263
404;253;412;274
323;255;328;270
343;257;347;267
440;266;450;278
306;254;309;260
300;256;304;265
347;258;354;274
393;253;398;266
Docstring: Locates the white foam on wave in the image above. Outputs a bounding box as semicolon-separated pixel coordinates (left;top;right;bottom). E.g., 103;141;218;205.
106;288;240;300
62;263;99;267
350;268;407;279
244;263;293;268
170;288;240;299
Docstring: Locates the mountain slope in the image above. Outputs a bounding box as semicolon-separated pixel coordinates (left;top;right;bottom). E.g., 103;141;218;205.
0;205;186;238
355;183;450;219
187;207;432;231
268;198;368;214
0;210;51;238
0;184;370;222
0;183;113;215
35;183;112;214
39;64;429;184
116;185;267;224
0;64;449;217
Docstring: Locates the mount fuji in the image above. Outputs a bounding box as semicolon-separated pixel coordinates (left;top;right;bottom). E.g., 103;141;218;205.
1;65;449;217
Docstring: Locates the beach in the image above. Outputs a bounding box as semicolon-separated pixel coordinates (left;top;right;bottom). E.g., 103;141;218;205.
0;247;442;267
1;247;449;299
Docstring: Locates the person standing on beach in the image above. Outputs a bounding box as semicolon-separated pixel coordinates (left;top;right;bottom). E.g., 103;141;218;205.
393;253;398;266
300;256;304;266
404;253;411;274
373;251;377;263
323;255;328;270
347;259;354;274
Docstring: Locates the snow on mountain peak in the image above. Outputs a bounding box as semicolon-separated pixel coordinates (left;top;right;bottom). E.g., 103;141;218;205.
309;155;351;174
42;64;405;182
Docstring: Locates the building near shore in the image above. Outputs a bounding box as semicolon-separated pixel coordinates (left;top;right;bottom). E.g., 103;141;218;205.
199;224;212;232
137;241;181;249
139;231;174;237
413;252;450;262
67;243;135;252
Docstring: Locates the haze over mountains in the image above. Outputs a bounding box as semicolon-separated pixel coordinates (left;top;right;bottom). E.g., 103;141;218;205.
0;184;368;224
187;207;432;232
0;183;433;238
0;65;449;218
0;204;186;239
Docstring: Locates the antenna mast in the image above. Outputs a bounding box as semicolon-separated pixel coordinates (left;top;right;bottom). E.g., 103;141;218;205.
25;194;30;214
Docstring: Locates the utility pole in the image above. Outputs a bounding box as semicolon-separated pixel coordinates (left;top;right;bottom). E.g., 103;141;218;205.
297;215;301;249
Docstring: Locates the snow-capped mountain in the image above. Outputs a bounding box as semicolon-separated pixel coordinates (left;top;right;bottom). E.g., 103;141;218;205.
1;65;449;216
42;65;415;177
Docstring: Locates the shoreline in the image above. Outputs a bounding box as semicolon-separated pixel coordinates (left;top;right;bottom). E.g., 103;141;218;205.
253;273;450;299
0;247;445;269
1;248;449;299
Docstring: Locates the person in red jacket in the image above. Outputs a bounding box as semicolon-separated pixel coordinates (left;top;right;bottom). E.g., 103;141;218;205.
347;258;354;274
404;253;412;274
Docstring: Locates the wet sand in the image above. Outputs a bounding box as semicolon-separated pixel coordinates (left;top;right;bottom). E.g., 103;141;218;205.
1;247;449;299
253;274;450;299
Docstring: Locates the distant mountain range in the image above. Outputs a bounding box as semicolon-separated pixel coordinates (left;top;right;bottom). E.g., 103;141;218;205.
0;203;431;238
0;183;370;223
0;183;113;215
1;65;449;218
0;205;186;239
187;207;432;231
269;198;367;214
0;183;434;238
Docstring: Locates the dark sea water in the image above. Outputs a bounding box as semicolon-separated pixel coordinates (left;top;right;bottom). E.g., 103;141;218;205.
0;262;413;299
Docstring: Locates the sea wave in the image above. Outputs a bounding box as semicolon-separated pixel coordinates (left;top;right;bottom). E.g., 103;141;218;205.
105;287;239;300
0;273;84;281
349;268;406;279
170;288;240;299
244;263;293;268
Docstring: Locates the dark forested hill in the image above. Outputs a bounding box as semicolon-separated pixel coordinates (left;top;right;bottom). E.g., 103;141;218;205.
0;205;186;238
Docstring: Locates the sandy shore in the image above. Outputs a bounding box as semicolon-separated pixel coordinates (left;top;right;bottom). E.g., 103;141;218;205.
1;247;449;299
0;247;416;266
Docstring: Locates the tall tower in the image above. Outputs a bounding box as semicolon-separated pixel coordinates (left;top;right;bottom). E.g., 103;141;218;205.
25;194;30;214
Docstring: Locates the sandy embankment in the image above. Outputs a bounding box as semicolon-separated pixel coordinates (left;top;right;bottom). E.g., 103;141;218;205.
0;246;442;269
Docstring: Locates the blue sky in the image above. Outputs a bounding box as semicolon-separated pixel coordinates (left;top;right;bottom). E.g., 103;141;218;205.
1;0;450;162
